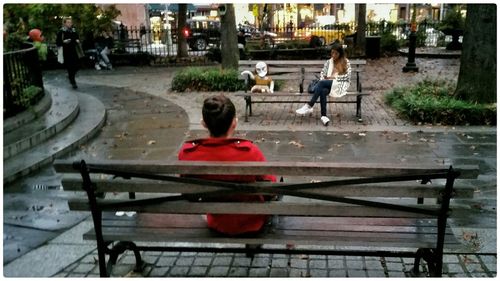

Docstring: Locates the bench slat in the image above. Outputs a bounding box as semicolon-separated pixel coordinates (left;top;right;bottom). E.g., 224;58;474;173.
53;160;479;179
234;91;365;97
82;225;461;249
100;213;455;235
239;59;366;66
61;174;475;198
68;200;445;218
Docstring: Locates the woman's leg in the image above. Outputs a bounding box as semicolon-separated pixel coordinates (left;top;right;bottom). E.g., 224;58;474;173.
297;79;332;115
308;79;332;108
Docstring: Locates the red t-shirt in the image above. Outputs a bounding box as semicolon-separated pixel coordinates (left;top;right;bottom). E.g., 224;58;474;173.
178;137;276;235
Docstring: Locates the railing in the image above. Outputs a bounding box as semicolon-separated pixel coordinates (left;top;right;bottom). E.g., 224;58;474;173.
4;43;44;118
100;21;444;66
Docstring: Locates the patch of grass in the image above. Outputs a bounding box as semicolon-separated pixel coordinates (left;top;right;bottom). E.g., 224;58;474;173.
385;79;496;125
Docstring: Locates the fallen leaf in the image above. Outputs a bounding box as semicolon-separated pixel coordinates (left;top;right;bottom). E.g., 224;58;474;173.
288;140;305;148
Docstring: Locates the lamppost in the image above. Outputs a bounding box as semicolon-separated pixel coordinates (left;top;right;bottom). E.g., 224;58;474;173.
403;4;419;72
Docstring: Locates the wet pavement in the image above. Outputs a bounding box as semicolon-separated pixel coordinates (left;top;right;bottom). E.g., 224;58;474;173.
3;55;497;277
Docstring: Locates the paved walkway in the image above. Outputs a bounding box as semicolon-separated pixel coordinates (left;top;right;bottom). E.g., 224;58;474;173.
74;56;468;132
3;56;496;277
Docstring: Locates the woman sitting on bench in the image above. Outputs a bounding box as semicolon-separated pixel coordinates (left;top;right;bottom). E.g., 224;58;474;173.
296;42;351;126
178;95;276;236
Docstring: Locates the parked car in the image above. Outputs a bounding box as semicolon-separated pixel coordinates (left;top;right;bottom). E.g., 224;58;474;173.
294;23;354;46
182;19;221;51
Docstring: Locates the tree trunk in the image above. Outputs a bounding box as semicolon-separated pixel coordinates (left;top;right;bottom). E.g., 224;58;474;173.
354;4;366;57
220;4;238;70
454;4;496;103
176;4;188;58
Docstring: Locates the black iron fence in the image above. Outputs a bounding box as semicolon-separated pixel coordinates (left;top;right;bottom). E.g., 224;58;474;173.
100;20;444;65
4;43;45;118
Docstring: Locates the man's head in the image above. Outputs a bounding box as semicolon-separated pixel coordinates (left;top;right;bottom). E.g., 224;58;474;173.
63;17;73;28
202;95;237;138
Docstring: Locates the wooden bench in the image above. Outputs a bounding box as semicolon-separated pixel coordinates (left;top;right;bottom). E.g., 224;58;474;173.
236;60;368;122
54;159;478;277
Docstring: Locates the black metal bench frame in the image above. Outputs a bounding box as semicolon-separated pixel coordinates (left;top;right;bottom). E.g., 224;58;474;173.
54;159;477;277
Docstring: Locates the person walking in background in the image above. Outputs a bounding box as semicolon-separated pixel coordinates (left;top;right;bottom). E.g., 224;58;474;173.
56;17;81;89
178;95;276;236
295;43;351;126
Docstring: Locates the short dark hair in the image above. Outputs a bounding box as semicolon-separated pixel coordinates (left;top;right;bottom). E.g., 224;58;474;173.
202;95;236;137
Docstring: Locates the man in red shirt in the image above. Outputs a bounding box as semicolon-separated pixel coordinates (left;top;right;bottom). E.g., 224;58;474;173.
178;95;276;235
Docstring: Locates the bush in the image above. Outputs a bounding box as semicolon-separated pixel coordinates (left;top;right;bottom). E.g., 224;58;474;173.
380;32;400;54
275;39;310;50
171;67;285;92
385;79;496;125
14;85;43;109
171;67;245;92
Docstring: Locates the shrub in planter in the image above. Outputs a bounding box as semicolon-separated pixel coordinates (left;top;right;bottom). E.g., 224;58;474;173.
171;67;285;92
171;67;245;92
385;79;496;125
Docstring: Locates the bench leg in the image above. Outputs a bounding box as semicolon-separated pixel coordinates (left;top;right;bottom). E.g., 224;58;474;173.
244;96;252;122
245;244;262;259
106;241;145;276
356;95;363;122
411;248;442;277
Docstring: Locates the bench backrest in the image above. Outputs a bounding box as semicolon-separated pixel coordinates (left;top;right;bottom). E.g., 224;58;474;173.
238;60;365;93
54;159;477;218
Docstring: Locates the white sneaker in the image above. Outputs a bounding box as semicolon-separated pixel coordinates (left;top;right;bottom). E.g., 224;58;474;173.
296;104;313;115
321;116;330;126
94;64;101;70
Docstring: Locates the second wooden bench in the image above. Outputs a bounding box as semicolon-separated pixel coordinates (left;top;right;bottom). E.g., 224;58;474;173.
236;59;368;122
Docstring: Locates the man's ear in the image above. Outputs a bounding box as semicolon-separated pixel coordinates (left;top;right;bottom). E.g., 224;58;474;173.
201;119;207;129
227;117;237;136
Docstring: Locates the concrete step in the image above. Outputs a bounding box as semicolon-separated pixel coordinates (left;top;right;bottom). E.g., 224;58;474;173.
3;89;52;134
4;86;79;160
3;92;106;184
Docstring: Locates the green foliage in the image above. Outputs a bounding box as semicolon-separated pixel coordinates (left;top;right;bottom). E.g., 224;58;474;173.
4;32;26;51
380;31;399;54
171;67;284;92
385;79;496;125
439;5;465;32
415;28;427;47
13;86;43;109
171;67;246;92
275;39;310;50
3;4;120;47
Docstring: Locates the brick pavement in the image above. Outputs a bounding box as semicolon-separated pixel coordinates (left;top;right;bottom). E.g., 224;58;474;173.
77;56;462;132
54;244;496;277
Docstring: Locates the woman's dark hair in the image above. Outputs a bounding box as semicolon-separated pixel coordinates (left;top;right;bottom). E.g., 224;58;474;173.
202;95;236;137
330;42;348;74
330;42;345;59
